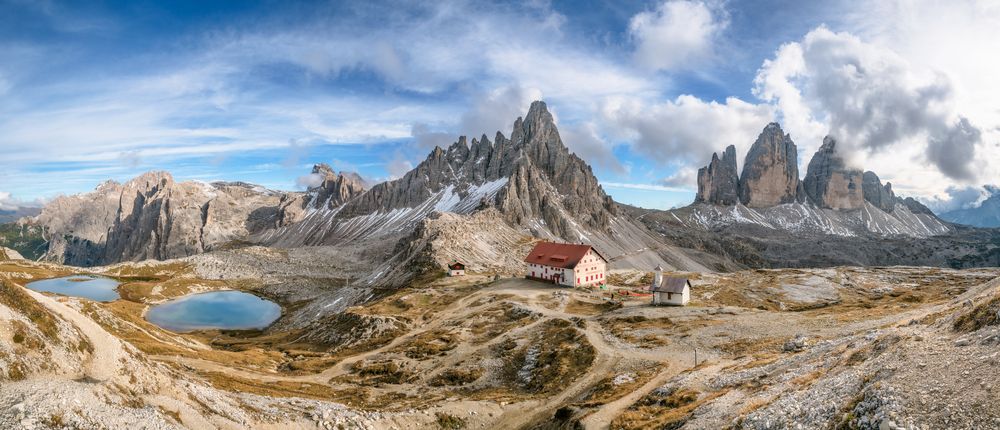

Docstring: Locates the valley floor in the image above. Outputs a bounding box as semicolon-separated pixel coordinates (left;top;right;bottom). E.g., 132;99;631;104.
1;257;999;429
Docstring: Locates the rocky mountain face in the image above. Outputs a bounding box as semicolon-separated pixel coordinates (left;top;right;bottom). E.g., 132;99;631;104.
273;164;366;228
802;137;864;210
738;123;802;207
862;171;896;213
31;172;288;266
690;123;952;239
260;101;620;248
695;145;740;205
254;101;720;277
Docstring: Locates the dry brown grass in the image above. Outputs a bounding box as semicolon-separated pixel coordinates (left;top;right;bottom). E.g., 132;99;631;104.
392;329;459;360
0;279;60;340
604;315;674;347
502;319;596;395
429;367;484;387
738;396;774;415
954;293;1000;332
578;366;659;407
612;387;726;430
565;298;619;316
201;371;367;404
717;336;785;357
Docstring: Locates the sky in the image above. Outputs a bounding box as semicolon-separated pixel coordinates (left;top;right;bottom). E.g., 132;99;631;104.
1;0;999;213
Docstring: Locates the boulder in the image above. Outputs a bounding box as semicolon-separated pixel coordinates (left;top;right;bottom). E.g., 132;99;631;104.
739;123;801;207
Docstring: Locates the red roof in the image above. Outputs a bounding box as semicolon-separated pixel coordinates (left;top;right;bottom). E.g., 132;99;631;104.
523;241;606;269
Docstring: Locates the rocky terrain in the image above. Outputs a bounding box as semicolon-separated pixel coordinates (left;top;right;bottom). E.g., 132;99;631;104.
634;121;1000;271
2;249;998;429
24;173;289;266
689;123;948;238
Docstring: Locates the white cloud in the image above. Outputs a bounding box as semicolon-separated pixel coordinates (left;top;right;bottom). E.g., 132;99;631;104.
295;173;324;190
629;0;726;71
559;121;626;175
659;167;698;190
385;154;413;180
920;184;997;213
0;192;18;211
601;182;691;193
600;94;774;170
458;85;543;140
0;191;43;211
753;26;984;182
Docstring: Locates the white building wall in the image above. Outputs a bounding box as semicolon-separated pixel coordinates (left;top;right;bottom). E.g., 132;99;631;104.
653;286;690;306
562;268;575;287
572;249;607;287
525;249;608;288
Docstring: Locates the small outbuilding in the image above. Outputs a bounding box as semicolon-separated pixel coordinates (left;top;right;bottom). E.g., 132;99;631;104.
447;261;466;277
649;265;690;306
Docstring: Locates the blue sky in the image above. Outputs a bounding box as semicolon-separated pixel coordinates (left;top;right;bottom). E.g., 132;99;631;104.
1;0;998;212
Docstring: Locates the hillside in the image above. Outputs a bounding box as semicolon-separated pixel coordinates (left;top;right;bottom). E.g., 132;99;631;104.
3;251;999;429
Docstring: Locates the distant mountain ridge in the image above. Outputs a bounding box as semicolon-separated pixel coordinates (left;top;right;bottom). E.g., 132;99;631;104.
27;173;290;265
20;101;719;275
681;123;949;238
940;191;1000;228
254;101;718;278
0;207;41;224
12;101;1000;273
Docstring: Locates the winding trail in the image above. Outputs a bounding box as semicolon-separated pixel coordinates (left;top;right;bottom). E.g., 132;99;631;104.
23;288;125;381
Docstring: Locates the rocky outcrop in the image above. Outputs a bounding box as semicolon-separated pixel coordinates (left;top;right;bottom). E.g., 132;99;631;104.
696;145;740;205
900;197;935;216
739;123;801;207
802;137;864;210
331;101;616;240
34;172;287;266
862;171;897;212
0;246;23;260
274;165;366;227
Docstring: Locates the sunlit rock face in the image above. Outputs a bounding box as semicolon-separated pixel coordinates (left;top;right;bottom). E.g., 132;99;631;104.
862;171;897;213
803;137;864;210
738;123;801;208
696;145;740;206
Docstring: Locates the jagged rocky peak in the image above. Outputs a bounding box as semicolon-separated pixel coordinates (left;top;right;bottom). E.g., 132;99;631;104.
36;170;287;266
333;100;615;239
495;100;616;236
802;136;864;210
308;163;367;208
272;164;367;228
862;171;897;212
738;123;801;207
696;145;740;205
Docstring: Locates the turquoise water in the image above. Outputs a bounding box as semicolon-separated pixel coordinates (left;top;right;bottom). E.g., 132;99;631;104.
26;275;120;302
145;291;281;332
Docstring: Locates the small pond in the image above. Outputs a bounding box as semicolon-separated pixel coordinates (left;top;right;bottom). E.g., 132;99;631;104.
145;290;281;332
26;275;120;302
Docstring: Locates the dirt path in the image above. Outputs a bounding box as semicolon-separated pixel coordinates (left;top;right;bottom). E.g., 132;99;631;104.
580;366;675;429
23;289;125;381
